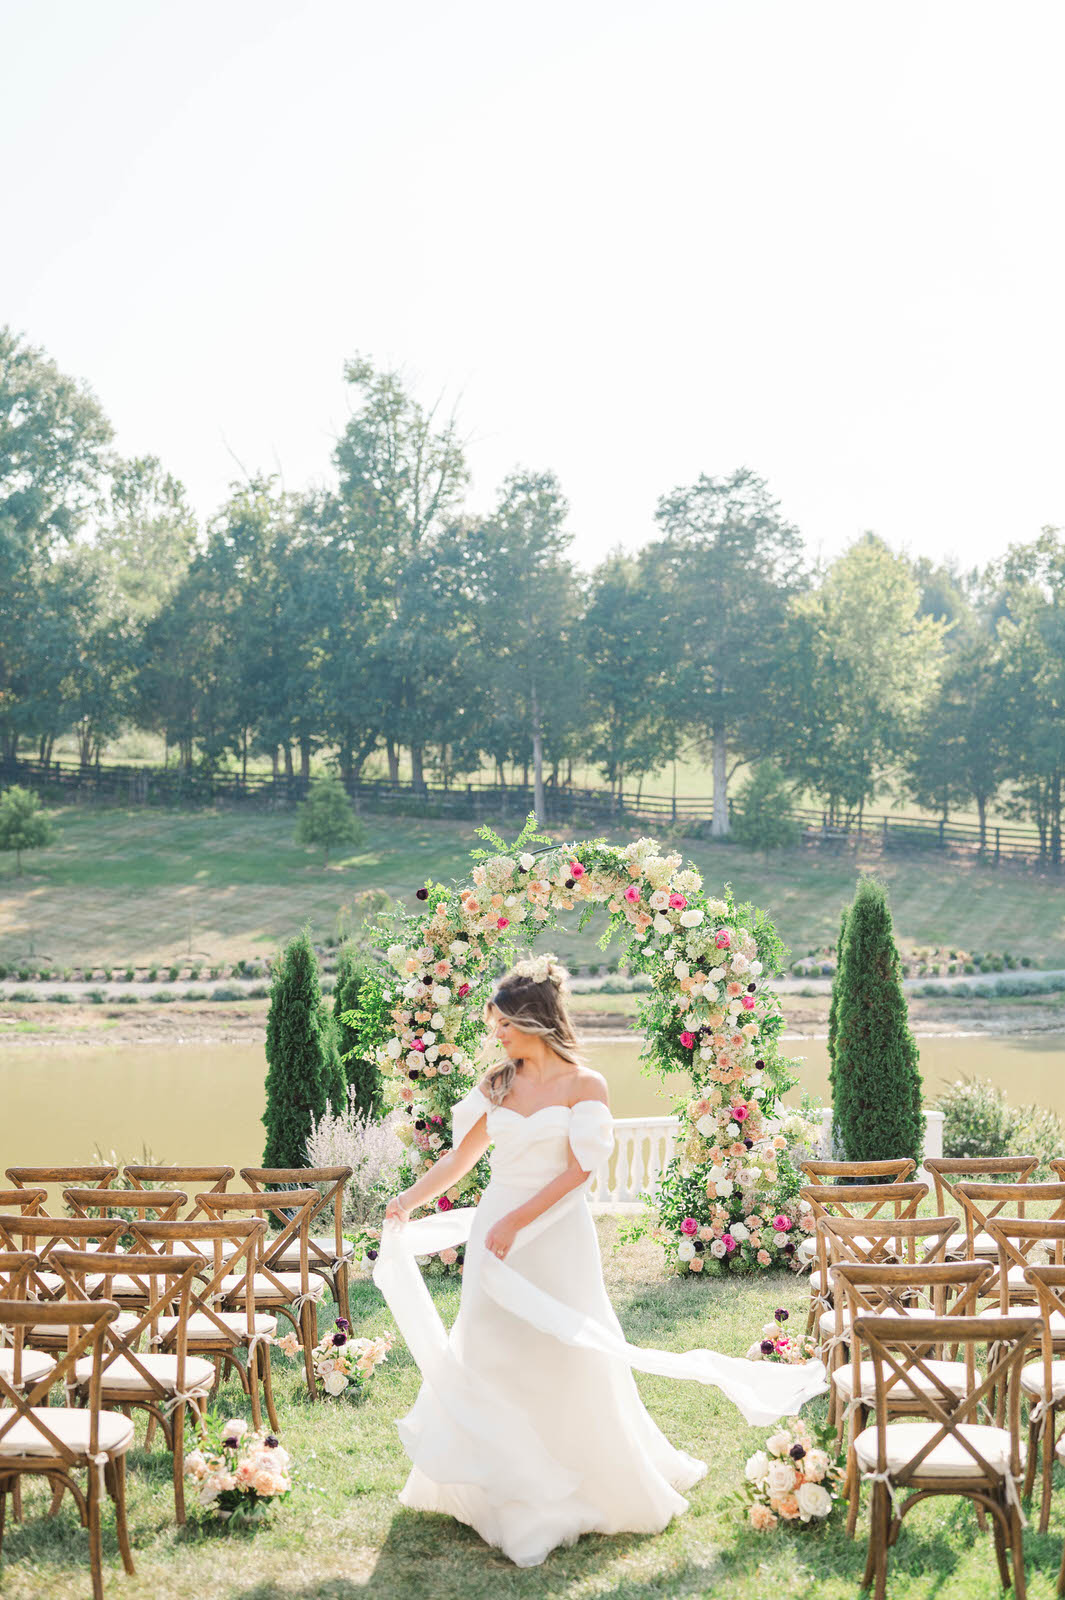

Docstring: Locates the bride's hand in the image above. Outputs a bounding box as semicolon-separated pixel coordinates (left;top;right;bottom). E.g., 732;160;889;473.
485;1214;520;1261
384;1195;411;1224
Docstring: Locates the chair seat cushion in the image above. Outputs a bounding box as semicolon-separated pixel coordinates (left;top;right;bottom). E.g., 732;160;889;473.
818;1307;919;1339
947;1232;999;1257
74;1352;216;1395
29;1311;140;1339
854;1421;1021;1479
156;1312;277;1343
0;1407;134;1457
1023;1361;1065;1403
833;1359;980;1403
978;1304;1065;1330
218;1272;326;1301
84;1274;157;1298
0;1350;56;1388
266;1236;353;1267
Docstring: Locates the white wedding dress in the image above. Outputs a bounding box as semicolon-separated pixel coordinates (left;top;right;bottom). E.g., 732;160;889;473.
372;1084;827;1567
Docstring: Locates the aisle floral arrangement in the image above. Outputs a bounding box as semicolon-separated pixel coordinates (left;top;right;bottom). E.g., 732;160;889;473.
184;1416;292;1525
746;1307;820;1364
738;1416;845;1530
274;1321;396;1396
342;814;819;1276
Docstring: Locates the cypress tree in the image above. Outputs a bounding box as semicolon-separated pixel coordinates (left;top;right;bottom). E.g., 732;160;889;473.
833;877;924;1164
827;905;848;1148
332;941;383;1120
262;930;337;1167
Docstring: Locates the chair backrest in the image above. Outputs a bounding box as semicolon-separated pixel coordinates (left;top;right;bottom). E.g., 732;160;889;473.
820;1215;959;1288
240;1166;352;1264
855;1313;1037;1492
123;1166;233;1223
0;1189;48;1216
954;1182;1065;1266
803;1183;929;1293
62;1187;188;1224
981;1215;1065;1308
195;1189;321;1298
800;1159;916;1185
833;1260;991;1375
0;1215;125;1297
0;1251;41;1303
0;1297;120;1465
925;1157;1038;1216
5;1167;119;1214
52;1248;203;1398
129;1217;267;1343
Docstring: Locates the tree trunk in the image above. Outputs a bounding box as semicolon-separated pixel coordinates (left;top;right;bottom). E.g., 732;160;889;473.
496;760;506;791
710;717;729;837
283;744;294;779
271;746;280;780
242;729;249;786
410;742;425;793
531;685;545;825
1053;769;1062;869
386;738;400;784
299;737;311;782
977;793;987;851
566;759;573;786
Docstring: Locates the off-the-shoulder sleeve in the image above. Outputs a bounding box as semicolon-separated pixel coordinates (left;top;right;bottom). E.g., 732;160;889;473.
450;1084;490;1148
569;1099;615;1174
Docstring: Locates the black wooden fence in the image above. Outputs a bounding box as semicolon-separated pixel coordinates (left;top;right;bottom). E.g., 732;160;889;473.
0;756;1052;865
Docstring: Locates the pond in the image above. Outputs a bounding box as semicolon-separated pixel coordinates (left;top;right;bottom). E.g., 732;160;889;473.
2;1031;1064;1180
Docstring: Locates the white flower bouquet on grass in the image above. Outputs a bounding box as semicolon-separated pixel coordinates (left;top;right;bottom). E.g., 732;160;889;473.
745;1306;820;1365
302;1318;397;1397
730;1416;845;1531
184;1416;292;1526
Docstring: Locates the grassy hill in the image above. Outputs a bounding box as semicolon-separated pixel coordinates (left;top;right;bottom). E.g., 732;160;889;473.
1;806;1062;970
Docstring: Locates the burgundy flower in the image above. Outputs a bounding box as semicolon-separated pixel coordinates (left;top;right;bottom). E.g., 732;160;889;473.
437;1195;452;1211
416;887;429;900
789;1442;807;1461
332;1331;347;1347
774;1307;789;1323
679;1031;696;1050
457;982;471;997
760;1338;775;1355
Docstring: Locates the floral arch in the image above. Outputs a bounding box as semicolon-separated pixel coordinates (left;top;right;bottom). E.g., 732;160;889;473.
351;817;818;1278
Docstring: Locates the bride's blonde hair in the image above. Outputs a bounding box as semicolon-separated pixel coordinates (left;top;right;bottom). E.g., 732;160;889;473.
482;954;583;1105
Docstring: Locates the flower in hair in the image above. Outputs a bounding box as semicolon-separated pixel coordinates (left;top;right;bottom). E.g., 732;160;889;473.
511;953;569;989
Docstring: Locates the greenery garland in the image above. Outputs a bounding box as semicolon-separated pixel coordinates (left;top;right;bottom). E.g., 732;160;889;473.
343;817;819;1278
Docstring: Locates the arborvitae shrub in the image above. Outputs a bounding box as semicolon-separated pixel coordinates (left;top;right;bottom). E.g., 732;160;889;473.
832;877;924;1165
262;930;342;1167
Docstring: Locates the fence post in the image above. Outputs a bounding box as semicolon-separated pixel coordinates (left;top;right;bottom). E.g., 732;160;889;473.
938;817;945;847
994;827;1000;866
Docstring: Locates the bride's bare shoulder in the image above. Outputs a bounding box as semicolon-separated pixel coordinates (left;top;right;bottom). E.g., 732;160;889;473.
569;1066;609;1107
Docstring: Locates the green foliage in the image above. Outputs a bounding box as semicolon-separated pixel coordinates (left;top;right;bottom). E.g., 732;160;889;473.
0;785;56;872
729;761;800;854
262;929;344;1167
826;905;848;1111
332;941;382;1119
295;775;366;864
832;877;924;1165
936;1074;1064;1178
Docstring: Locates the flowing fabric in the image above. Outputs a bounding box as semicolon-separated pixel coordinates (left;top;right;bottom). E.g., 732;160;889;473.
372;1085;827;1567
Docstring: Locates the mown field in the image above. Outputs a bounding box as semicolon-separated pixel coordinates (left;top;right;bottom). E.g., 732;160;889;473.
2;807;1064;970
5;1221;1065;1600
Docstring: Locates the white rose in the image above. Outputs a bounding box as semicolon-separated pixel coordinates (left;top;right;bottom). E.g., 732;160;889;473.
424;1046;439;1062
431;985;451;1004
726;1123;741;1140
407;1149;422;1167
766;1460;797;1496
702;984;718;1004
387;944;408;972
324;1367;349;1397
676;1239;696;1261
417;945;434;962
449;940;468;961
430;1012;445;1029
649;889;670;911
519;852;535;871
744;1450;770;1483
707;1164;727;1184
715;1180;734;1199
695;1114;717;1138
709;966;725;982
804;1448;831;1482
710;1239;727;1258
386;1037;402;1059
679;909;704;927
452;1048;465;1065
796;1481;833;1520
752;1087;766;1101
653;913;672;934
673;961;690;980
750;959;763;975
730;1221;749;1242
421;1030;436;1045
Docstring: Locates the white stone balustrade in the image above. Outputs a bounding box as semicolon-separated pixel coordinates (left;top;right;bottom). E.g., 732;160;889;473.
589;1108;946;1213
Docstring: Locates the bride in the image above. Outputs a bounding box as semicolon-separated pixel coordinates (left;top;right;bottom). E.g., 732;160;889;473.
374;955;826;1567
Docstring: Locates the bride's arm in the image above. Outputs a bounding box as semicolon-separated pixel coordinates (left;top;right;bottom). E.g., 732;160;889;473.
386;1112;491;1219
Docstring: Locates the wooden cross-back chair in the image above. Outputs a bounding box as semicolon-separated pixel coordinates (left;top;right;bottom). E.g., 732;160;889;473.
4;1168;119;1234
800;1159;917;1186
0;1217;133;1354
954;1183;1065;1297
1017;1264;1065;1538
925;1157;1039;1258
54;1248;211;1524
800;1181;929;1333
0;1251;56;1528
0;1190;48;1221
122;1167;234;1252
830;1260;992;1533
852;1314;1036;1600
194;1189;324;1396
61;1189;188;1302
0;1298;136;1600
129;1216;279;1433
817;1214;957;1423
240;1165;354;1319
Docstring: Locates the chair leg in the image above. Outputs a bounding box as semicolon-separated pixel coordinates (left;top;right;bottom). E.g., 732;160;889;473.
845;1448;862;1538
336;1261;351;1323
1011;1499;1028;1600
261;1345;281;1435
862;1480;884;1592
302;1304;317;1399
1042;1410;1057;1536
245;1347;263;1432
991;1505;1011;1589
172;1401;187;1525
110;1456;135;1577
1024;1418;1039;1499
87;1464;104;1600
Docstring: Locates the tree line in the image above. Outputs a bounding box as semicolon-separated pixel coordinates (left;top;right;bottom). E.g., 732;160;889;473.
3;324;1065;860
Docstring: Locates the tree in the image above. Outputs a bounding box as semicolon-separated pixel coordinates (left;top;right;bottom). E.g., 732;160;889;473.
0;785;56;873
826;904;848;1092
832;878;924;1165
729;761;800;855
332;942;383;1119
262;931;344;1167
581;549;675;799
295;775;366;864
647;466;807;835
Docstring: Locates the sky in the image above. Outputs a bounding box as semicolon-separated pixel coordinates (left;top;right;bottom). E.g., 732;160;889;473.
2;0;1063;573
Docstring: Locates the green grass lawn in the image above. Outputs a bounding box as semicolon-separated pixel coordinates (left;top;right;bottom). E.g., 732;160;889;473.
2;808;1064;970
5;1219;1064;1600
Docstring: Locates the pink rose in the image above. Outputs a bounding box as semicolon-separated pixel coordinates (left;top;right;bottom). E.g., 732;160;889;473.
437;1195;452;1211
715;930;731;949
722;1233;737;1252
497;916;509;929
679;1031;696;1049
731;1105;749;1122
741;994;755;1011
680;1217;698;1235
569;861;585;878
668;893;687;909
773;1214;793;1232
623;885;640;903
457;982;470;997
411;1038;426;1052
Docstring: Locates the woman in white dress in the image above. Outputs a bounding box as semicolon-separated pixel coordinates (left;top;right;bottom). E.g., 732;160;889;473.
375;956;825;1568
